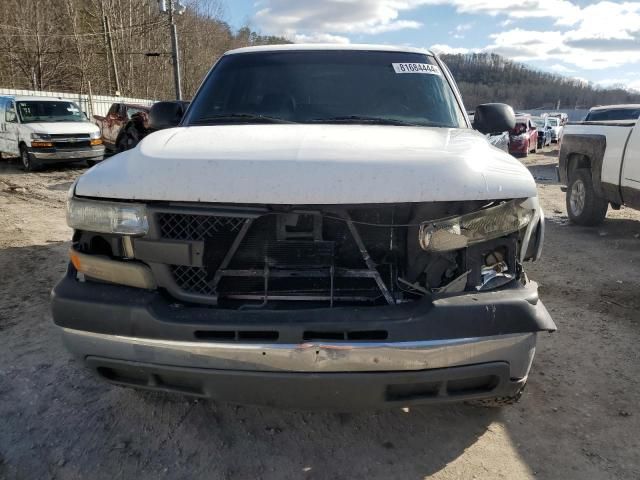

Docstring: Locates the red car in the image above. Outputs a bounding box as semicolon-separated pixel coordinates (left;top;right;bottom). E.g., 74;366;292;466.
508;117;538;157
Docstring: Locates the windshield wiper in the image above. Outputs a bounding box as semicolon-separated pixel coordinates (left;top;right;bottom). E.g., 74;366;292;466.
309;116;420;126
189;113;296;125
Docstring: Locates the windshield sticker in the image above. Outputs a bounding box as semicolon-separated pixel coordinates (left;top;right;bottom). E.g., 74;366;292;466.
392;63;441;75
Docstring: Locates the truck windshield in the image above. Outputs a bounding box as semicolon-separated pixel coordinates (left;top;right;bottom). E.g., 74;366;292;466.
184;50;465;128
586;108;640;122
17;101;85;123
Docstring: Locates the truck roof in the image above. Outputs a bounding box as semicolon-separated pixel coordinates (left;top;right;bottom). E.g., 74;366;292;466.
590;104;640;111
225;43;436;57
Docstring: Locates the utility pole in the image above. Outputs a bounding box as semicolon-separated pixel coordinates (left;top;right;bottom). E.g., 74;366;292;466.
169;3;182;100
104;16;121;95
160;0;183;100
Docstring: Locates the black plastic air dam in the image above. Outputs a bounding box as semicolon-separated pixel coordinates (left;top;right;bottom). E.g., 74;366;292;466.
51;270;556;344
84;357;523;409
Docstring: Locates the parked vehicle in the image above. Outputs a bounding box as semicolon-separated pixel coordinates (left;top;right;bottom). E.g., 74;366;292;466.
53;45;555;409
584;104;640;122
548;112;568;125
115;101;190;153
532;116;552;149
559;106;640;225
94;102;150;151
546;116;562;143
508;116;538;156
0;95;104;171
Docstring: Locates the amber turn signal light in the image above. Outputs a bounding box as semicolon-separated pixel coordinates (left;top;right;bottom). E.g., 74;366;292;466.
31;141;54;148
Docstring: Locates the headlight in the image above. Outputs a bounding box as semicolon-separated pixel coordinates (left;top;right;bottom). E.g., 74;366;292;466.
31;132;51;141
419;200;534;252
89;131;101;140
66;197;148;235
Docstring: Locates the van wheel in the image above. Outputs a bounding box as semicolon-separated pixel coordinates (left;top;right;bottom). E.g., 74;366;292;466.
566;169;608;226
20;145;39;172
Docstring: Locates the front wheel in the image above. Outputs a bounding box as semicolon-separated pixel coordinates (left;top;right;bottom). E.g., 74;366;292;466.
566;169;608;226
20;145;39;172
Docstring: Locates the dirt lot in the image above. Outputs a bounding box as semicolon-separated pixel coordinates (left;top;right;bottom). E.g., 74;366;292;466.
1;148;639;480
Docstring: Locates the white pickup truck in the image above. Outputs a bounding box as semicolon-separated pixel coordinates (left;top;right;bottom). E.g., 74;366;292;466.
52;44;555;409
559;104;640;225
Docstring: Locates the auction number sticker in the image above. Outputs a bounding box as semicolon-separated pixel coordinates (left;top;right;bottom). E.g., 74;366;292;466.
392;63;441;75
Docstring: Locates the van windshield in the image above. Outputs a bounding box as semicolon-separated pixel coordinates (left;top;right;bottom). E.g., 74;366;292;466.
184;50;465;128
17;101;85;123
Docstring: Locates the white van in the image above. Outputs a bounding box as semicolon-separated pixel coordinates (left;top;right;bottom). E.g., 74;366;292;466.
0;95;105;171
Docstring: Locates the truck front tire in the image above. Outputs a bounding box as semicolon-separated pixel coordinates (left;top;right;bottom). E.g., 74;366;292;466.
20;145;40;172
566;169;608;226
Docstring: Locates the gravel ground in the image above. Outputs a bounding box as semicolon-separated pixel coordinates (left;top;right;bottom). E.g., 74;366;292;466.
1;148;639;480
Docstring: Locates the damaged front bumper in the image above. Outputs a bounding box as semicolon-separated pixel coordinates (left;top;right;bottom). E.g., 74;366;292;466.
52;273;555;409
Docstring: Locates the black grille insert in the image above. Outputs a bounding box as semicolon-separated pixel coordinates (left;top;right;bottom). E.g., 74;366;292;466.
159;213;246;240
170;265;214;295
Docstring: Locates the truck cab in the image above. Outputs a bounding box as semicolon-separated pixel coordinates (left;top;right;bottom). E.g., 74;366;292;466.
52;45;555;409
0;96;104;171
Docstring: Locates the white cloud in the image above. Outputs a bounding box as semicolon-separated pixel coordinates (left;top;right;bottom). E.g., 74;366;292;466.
549;64;574;73
254;0;426;41
430;44;473;55
449;22;472;39
419;0;581;24
251;0;640;88
290;32;351;44
254;0;583;41
597;78;640;91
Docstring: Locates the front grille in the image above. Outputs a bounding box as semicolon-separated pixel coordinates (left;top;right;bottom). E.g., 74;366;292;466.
158;213;246;240
50;133;91;149
170;265;214;296
149;202;486;308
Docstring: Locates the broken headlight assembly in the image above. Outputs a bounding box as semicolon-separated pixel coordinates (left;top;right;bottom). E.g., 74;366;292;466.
66;196;149;236
418;199;534;252
419;199;540;292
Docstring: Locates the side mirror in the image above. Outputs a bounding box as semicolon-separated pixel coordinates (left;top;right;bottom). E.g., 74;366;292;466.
473;103;516;135
5;111;16;123
148;101;188;129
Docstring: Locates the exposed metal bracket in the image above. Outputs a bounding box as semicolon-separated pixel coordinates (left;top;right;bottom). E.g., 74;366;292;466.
210;218;254;295
343;213;395;305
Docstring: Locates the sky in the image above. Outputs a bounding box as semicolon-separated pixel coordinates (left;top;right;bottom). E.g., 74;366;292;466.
221;0;640;91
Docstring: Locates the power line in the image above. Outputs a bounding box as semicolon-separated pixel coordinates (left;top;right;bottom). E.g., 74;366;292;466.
0;20;167;37
0;50;171;55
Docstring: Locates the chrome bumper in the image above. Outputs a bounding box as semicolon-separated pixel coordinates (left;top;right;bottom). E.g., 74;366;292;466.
30;147;105;161
61;328;537;379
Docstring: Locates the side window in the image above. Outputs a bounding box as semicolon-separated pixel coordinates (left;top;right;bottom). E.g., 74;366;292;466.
6;101;17;123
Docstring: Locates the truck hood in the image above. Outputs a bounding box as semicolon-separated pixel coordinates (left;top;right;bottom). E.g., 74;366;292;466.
75;124;537;204
24;122;100;135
